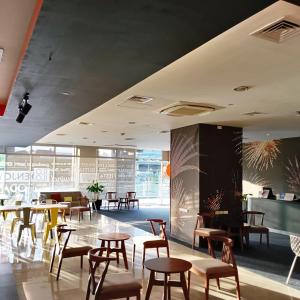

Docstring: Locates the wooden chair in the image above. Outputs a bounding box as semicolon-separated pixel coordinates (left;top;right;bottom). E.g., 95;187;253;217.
188;236;241;300
242;211;269;247
132;219;170;267
10;200;23;235
17;207;36;244
86;247;142;300
105;192;119;210
49;225;92;280
126;192;139;210
286;235;300;284
70;197;92;222
193;212;227;249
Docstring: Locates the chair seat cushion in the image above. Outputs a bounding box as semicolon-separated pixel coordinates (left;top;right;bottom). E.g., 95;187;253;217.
101;273;142;297
244;224;269;233
63;246;92;257
194;228;227;237
191;259;235;276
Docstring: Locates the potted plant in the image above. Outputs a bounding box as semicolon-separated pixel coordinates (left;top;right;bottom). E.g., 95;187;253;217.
86;181;104;210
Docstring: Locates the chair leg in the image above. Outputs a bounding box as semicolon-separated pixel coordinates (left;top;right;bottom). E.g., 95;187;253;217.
267;232;269;247
11;218;17;235
89;210;92;220
192;233;196;249
166;245;170;257
78;211;80;222
17;227;23;244
30;226;35;243
43;226;50;244
235;274;241;300
204;279;210;300
187;271;191;293
286;255;298;284
81;255;83;268
137;292;141;300
260;233;262;245
86;275;91;300
142;247;146;268
216;278;220;289
132;244;136;263
56;256;63;280
70;210;72;221
49;244;57;273
156;248;159;257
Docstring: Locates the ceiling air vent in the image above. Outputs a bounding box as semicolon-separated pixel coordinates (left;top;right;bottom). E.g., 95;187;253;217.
160;101;220;117
126;95;153;104
250;16;300;43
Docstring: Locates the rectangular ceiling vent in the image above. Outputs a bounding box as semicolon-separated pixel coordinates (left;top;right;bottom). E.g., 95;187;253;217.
126;95;153;104
250;16;300;43
159;101;222;117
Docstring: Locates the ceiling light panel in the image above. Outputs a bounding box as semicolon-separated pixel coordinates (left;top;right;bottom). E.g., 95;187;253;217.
0;48;3;63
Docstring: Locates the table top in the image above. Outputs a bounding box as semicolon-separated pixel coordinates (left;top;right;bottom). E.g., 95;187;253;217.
144;257;192;274
0;203;68;212
98;232;131;241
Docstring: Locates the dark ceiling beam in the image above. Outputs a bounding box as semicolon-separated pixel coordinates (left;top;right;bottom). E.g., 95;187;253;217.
1;0;296;146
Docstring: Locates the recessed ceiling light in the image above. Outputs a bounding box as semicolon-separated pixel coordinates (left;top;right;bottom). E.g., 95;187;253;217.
101;130;108;133
0;48;3;63
160;130;169;133
121;132;126;136
126;95;153;104
233;85;252;92
60;91;72;96
128;121;136;124
125;138;135;141
56;133;66;136
79;122;94;126
82;137;88;140
93;141;96;144
228;103;234;106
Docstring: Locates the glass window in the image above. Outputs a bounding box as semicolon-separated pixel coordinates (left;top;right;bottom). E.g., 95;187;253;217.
55;146;74;156
6;146;31;154
98;148;116;157
54;156;76;189
117;149;135;158
32;145;55;155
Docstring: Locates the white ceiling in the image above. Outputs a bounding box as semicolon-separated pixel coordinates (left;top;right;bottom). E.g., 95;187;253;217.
39;0;300;150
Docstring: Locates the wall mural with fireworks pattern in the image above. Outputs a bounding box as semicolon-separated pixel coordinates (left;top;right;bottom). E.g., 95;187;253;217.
170;124;243;243
243;137;300;197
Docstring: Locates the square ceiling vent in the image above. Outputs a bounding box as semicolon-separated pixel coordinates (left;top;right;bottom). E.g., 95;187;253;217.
250;16;300;43
159;101;223;117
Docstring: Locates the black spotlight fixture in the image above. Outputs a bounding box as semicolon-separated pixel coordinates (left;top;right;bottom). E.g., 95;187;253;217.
16;92;32;123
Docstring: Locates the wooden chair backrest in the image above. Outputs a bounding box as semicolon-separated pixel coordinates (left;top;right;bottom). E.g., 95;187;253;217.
106;192;117;200
80;196;89;207
207;236;237;268
146;219;167;240
195;212;216;230
54;226;76;254
87;248;116;296
126;192;136;199
243;211;264;226
290;235;300;256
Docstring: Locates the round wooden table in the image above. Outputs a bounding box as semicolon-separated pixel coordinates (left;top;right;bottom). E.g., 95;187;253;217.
98;232;130;269
144;257;192;300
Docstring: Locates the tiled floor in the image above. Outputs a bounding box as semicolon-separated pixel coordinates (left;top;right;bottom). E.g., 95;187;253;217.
1;211;300;300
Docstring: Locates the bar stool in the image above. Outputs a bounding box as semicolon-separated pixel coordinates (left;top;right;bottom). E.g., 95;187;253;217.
286;235;300;284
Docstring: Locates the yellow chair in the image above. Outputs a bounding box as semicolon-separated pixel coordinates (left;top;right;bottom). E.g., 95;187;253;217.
17;207;36;244
10;200;23;234
43;208;59;244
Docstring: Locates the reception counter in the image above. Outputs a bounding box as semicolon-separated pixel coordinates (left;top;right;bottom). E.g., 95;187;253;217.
248;197;300;234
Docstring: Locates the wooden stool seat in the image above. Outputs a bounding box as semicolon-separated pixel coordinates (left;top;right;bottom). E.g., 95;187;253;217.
191;259;235;276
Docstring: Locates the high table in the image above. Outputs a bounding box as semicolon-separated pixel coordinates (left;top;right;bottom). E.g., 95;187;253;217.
144;257;192;300
98;232;130;269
